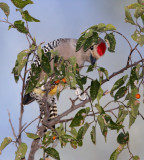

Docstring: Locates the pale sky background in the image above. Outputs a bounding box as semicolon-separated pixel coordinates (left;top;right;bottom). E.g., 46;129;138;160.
0;0;144;160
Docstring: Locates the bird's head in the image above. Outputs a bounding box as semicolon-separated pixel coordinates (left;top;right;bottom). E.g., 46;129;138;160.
89;38;106;65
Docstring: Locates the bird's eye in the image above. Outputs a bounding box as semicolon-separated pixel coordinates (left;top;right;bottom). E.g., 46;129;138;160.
90;46;94;50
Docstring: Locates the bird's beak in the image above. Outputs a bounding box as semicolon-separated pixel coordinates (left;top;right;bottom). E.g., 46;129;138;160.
90;55;96;65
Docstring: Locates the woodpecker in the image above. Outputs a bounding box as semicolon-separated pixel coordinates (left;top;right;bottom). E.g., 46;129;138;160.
23;38;106;123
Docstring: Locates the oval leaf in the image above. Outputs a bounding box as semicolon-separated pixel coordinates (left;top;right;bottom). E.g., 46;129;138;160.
134;7;144;19
69;109;87;127
125;7;135;25
114;86;127;101
12;49;31;82
11;0;33;9
111;75;128;96
97;115;108;141
15;143;27;160
76;123;89;146
90;79;100;102
133;155;140;160
26;132;40;139
0;137;12;154
83;32;99;51
105;24;116;31
131;30;144;46
104;33;116;52
41;52;51;74
90;126;96;145
25;63;42;94
76;34;86;51
0;2;10;17
44;147;60;160
109;144;125;160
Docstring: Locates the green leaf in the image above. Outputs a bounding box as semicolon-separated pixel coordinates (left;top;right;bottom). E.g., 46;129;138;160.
114;86;127;101
128;94;140;128
76;34;86;51
108;119;123;130
129;111;137;128
90;79;100;102
61;62;66;76
90;126;96;145
97;115;108;140
77;123;89;146
86;23;105;32
12;49;31;82
12;60;19;82
109;144;126;160
135;64;141;79
96;23;106;32
131;101;140;118
84;29;93;38
111;75;128;96
125;7;135;25
26;132;40;139
86;64;95;73
104;33;116;52
83;32;99;51
129;66;139;89
95;104;105;114
70;140;77;149
41;52;51;74
21;10;40;22
11;0;33;9
69;109;87;127
126;88;138;102
89;23;116;32
131;30;144;46
104;24;116;31
42;131;53;146
69;56;77;74
0;2;10;17
55;124;65;137
0;137;12;154
61;134;75;143
98;67;109;80
97;87;103;103
133;155;140;160
85;107;90;114
134;7;144;18
109;149;119;160
70;128;78;138
116;106;128;124
37;45;42;60
15;143;27;160
117;132;129;144
76;75;87;90
25;63;42;94
127;3;142;9
14;20;28;33
141;14;144;25
66;72;76;88
44;147;60;160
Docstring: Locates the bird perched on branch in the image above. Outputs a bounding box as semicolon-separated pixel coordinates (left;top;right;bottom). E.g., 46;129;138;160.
23;38;106;123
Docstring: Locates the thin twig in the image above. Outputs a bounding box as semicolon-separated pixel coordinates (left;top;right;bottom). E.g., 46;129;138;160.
19;54;30;144
8;111;17;139
17;116;40;140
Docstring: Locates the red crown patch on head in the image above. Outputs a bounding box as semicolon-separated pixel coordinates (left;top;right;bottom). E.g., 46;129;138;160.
97;42;106;56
